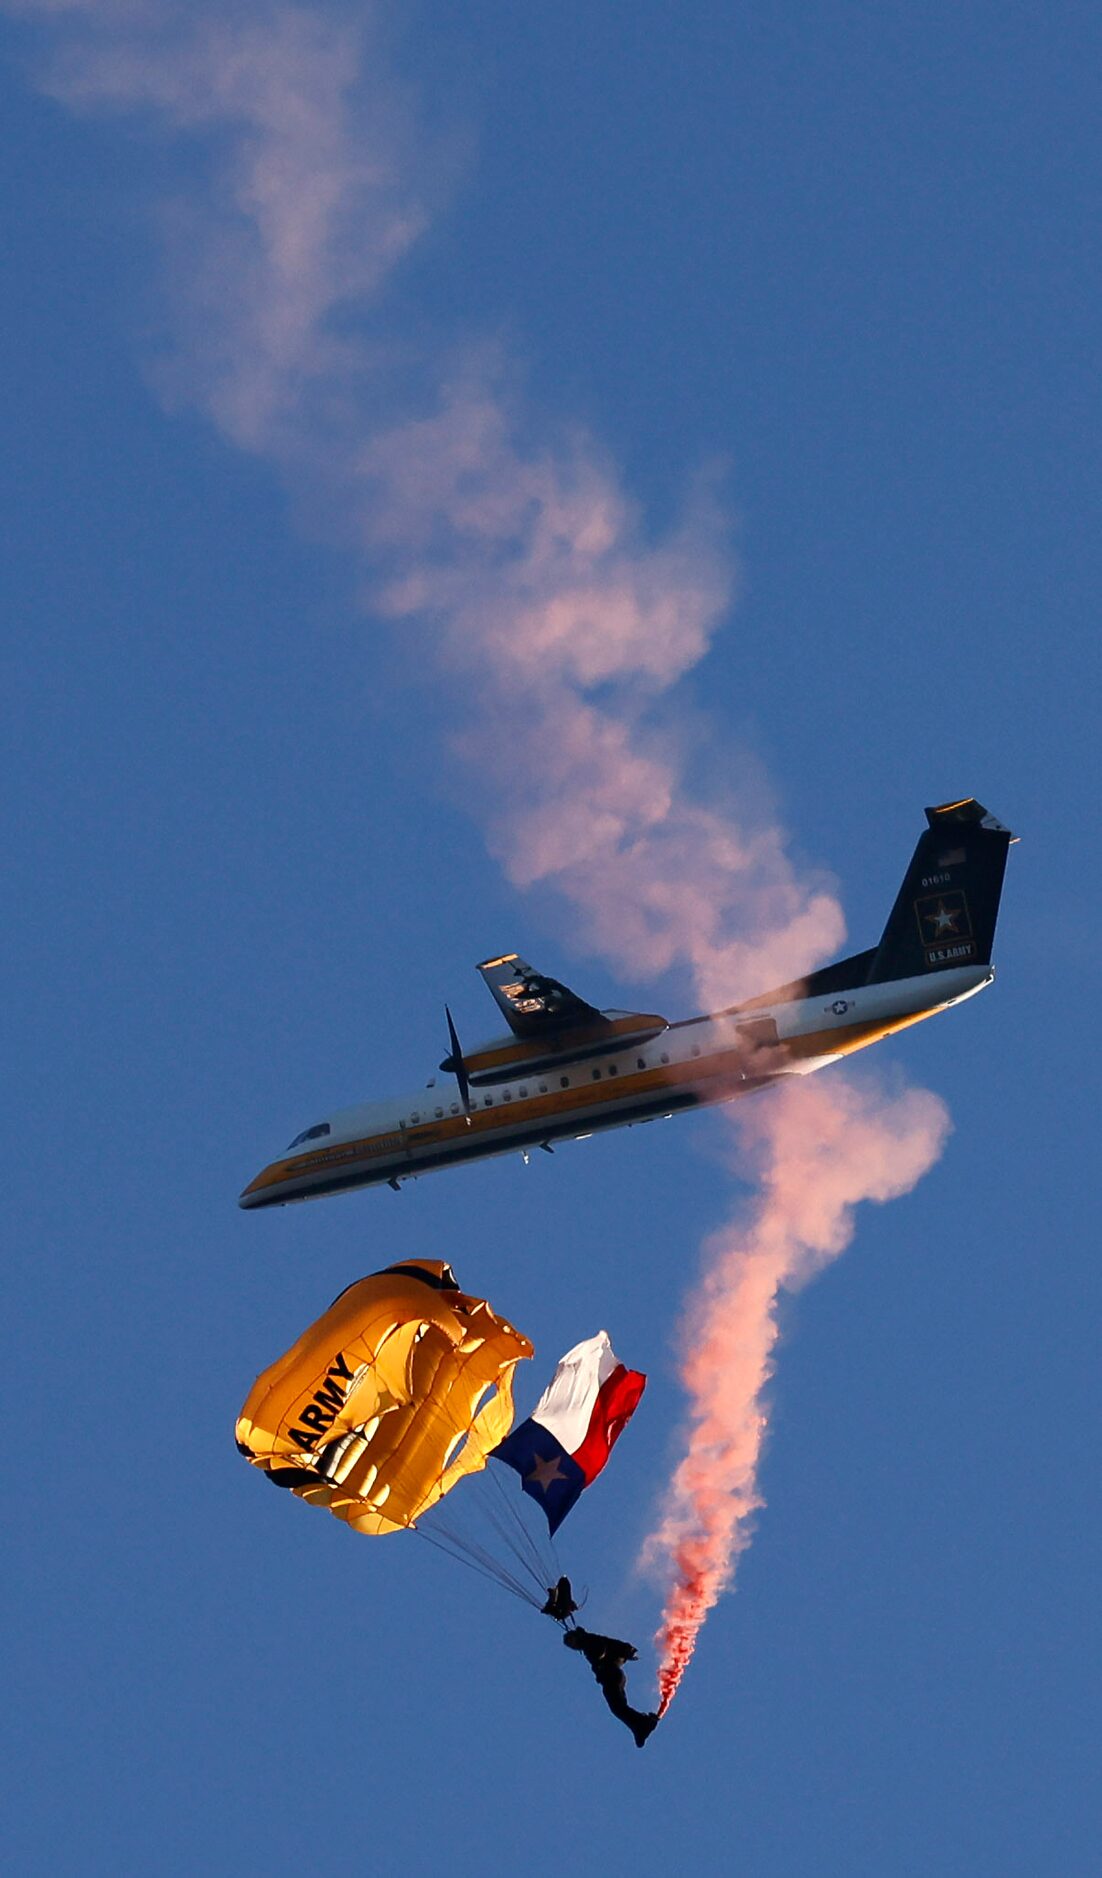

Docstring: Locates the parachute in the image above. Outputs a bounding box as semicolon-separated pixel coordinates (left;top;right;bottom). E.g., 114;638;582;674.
235;1258;533;1535
236;1264;645;1621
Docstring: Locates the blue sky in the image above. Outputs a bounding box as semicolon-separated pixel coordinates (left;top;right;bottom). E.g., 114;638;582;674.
3;5;1099;1873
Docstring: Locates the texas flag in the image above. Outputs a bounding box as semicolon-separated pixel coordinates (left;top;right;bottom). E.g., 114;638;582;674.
491;1331;646;1534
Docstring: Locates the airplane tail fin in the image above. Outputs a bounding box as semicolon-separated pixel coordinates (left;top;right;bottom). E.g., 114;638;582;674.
865;799;1015;985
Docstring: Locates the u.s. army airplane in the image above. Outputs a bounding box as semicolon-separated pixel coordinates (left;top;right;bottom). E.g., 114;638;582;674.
240;798;1014;1210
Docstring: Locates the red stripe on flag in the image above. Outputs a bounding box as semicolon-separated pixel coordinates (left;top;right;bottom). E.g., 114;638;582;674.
571;1364;646;1485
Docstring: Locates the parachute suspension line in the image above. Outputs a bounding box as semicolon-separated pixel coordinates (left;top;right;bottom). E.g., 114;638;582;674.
451;1462;557;1600
414;1460;561;1612
414;1518;544;1609
484;1459;559;1592
427;1502;538;1600
432;1477;550;1602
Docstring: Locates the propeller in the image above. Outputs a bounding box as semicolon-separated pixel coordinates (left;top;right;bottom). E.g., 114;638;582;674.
441;1005;473;1124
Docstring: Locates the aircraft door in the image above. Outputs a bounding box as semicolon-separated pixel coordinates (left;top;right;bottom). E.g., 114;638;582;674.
736;1017;780;1058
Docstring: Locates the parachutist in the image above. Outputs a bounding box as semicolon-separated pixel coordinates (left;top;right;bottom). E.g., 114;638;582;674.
542;1576;578;1622
564;1628;659;1748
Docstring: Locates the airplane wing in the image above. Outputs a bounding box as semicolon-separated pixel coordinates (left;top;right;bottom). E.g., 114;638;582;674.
476;954;608;1039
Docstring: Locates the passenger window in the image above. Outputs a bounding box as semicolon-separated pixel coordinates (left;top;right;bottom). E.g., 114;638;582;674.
450;1104;459;1116
410;1112;420;1123
608;1064;618;1076
503;1090;512;1102
538;1083;548;1094
592;1068;601;1080
637;1057;646;1070
519;1086;528;1098
484;1095;493;1107
560;1076;570;1088
660;1052;670;1065
691;1046;700;1058
434;1107;443;1119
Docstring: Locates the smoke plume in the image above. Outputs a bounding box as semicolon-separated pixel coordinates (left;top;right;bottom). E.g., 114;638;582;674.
8;0;954;1711
646;1075;950;1713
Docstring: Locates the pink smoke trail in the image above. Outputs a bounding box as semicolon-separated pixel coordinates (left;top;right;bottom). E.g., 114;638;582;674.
647;1074;951;1713
10;2;846;1003
11;1;958;1714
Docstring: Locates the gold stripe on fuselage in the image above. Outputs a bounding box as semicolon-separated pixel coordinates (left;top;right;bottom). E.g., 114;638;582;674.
241;1003;944;1201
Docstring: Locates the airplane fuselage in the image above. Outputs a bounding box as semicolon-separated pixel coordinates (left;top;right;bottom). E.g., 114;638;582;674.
239;963;991;1209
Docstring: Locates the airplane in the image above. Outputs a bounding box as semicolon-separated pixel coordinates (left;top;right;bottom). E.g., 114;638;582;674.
240;798;1014;1210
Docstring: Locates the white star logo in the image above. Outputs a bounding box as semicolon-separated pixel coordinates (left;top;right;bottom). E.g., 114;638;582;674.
525;1452;566;1493
925;900;960;937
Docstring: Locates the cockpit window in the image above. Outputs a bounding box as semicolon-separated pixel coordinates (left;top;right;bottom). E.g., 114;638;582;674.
288;1122;331;1150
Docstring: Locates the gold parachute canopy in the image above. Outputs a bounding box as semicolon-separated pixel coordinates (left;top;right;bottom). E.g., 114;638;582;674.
236;1259;533;1536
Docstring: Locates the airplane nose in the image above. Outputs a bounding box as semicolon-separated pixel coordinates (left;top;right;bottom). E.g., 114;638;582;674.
238;1168;276;1209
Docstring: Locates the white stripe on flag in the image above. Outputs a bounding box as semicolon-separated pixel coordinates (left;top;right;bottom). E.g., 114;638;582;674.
530;1331;620;1456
